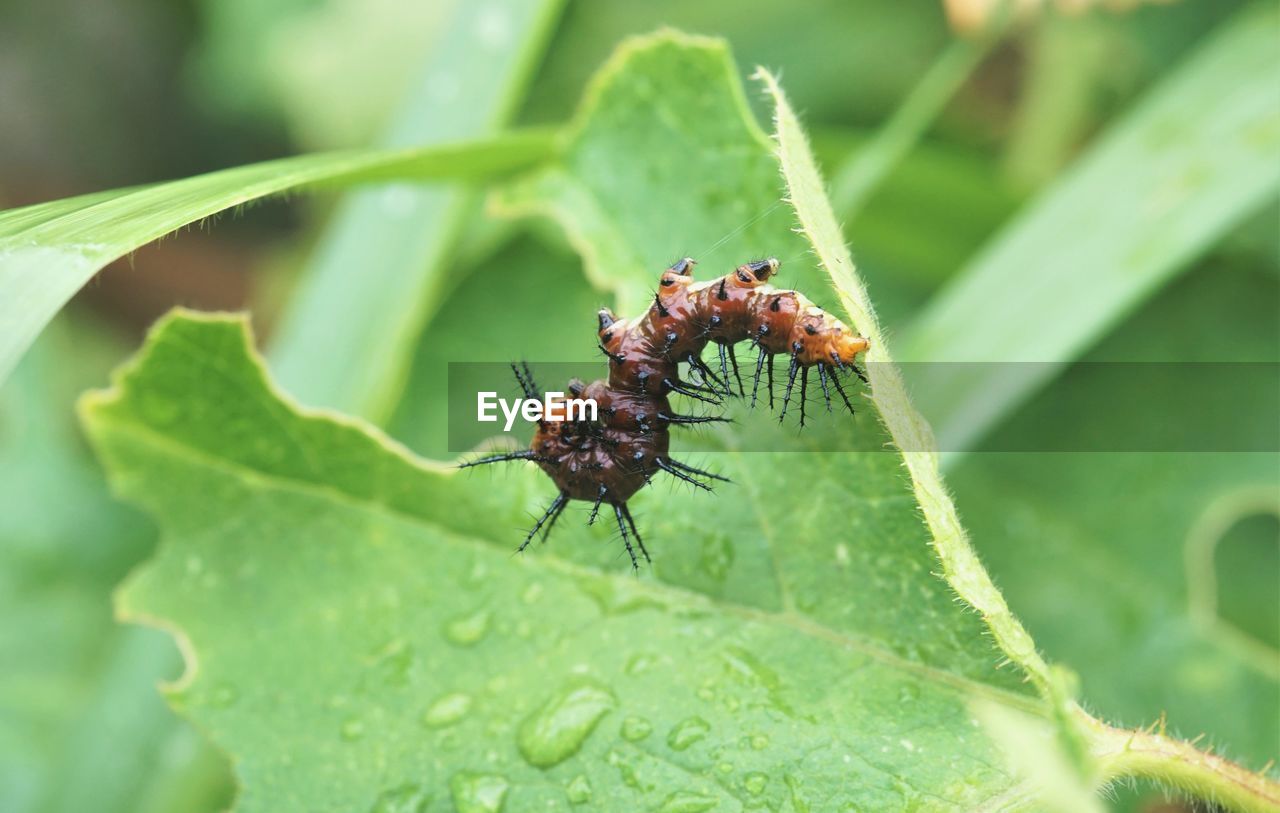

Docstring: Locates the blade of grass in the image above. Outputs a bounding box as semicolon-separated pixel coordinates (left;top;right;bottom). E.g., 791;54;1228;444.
830;1;1011;218
0;130;555;391
267;0;565;422
898;2;1280;461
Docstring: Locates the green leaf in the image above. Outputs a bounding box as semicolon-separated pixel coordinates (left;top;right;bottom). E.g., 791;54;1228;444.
897;2;1280;456
267;0;565;421
0;130;554;390
87;310;1039;811
81;34;1064;809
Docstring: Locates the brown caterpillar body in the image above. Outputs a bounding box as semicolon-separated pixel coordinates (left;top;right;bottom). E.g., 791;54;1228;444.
463;257;869;569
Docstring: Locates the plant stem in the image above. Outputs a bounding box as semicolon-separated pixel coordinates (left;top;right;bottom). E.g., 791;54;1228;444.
1081;712;1280;813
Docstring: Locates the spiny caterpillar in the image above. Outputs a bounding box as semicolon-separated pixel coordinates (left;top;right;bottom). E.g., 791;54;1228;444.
463;257;870;569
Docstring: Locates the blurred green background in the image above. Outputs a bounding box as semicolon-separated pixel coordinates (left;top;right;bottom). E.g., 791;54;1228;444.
0;0;1275;811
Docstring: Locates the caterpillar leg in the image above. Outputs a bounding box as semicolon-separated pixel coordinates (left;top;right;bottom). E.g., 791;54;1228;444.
511;362;539;400
613;503;642;571
828;365;857;415
658;412;732;426
518;492;568;553
767;354;776;410
459;450;542;469
717;343;733;397
727;344;745;396
685;352;728;395
663;377;722;406
588;484;608;525
799;366;810;427
619;503;651;565
817;363;833;413
665;457;731;483
779;353;800;423
655;457;715;491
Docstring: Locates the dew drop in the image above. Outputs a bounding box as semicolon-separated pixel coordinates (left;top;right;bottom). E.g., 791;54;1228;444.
750;733;769;751
423;692;473;728
620;715;652;742
444;609;491;646
517;681;615;768
743;772;767;795
565;774;592;805
605;748;643;789
716;761;734;774
624;652;657;675
657;790;718;813
340;718;366;741
449;772;509;813
368;782;430;813
666;716;710;751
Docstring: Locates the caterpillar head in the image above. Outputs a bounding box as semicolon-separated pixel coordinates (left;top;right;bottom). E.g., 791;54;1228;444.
832;330;870;365
795;307;870;366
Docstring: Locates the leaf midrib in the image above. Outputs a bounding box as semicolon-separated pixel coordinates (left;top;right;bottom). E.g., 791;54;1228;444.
93;398;1047;718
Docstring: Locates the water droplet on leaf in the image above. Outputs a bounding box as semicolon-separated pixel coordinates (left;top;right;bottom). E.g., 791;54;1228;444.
368;783;429;813
565;775;592;805
423;692;473;728
620;715;652;741
625;652;657;675
517;680;615;768
666;717;710;751
449;772;509;813
657;790;718;812
444;610;491;646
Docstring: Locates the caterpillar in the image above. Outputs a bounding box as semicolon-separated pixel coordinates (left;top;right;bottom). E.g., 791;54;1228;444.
462;257;870;569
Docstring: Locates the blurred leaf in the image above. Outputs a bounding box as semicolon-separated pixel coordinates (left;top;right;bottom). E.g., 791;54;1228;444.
268;0;564;422
899;2;1280;457
0;130;555;389
1003;9;1119;190
949;263;1280;771
519;0;950;128
812;128;1021;326
192;0;456;150
0;317;232;813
